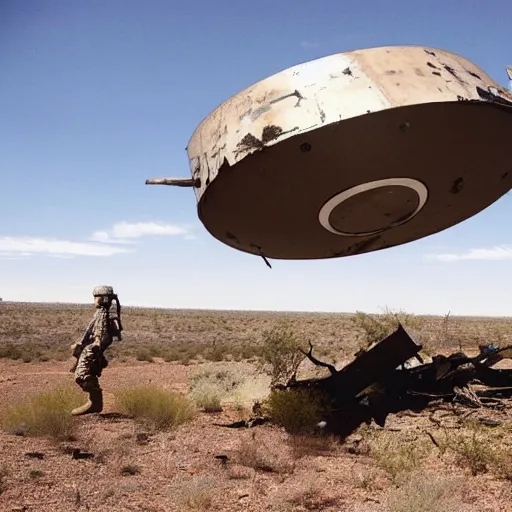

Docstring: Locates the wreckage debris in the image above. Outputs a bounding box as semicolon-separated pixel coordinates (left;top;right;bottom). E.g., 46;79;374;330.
221;325;512;439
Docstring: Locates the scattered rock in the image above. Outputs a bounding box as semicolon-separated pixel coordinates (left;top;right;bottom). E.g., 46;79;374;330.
71;448;94;460
24;452;44;460
346;439;371;455
136;432;149;445
214;454;229;466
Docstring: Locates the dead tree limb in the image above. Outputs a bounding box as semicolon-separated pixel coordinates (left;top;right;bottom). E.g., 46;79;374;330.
425;431;441;449
299;341;338;375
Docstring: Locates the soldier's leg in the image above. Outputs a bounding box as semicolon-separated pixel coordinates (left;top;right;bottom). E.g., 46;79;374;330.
72;345;104;415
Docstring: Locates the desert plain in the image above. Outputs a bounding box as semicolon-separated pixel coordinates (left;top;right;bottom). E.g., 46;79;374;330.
1;302;511;512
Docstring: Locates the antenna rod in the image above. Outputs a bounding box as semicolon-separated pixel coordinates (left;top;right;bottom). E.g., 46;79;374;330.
145;177;200;188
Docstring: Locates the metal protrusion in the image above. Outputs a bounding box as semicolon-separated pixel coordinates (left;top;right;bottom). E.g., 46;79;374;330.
145;177;200;188
506;66;512;81
260;253;272;269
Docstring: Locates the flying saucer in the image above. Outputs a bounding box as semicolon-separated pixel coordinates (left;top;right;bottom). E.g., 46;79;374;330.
146;45;512;260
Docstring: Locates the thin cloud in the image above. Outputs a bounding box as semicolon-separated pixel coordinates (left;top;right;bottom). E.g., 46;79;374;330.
0;236;131;258
430;245;512;262
90;221;189;242
301;40;320;48
1;221;194;260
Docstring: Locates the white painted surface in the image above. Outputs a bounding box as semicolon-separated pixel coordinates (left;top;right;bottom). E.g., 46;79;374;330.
186;46;503;203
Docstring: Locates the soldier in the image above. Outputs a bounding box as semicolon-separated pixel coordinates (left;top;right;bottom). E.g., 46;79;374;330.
69;285;123;415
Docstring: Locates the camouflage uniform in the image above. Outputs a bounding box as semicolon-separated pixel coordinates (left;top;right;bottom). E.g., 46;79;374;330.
70;285;123;416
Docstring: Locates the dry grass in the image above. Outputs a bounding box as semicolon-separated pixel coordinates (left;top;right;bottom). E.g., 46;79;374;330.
0;385;82;440
287;433;339;459
386;471;464;512
3;303;510;367
226;465;253;480
120;464;141;476
0;342;69;363
236;435;296;474
188;365;246;412
29;469;44;479
114;385;195;431
369;431;432;482
0;466;9;495
168;476;219;510
440;421;512;479
286;481;341;511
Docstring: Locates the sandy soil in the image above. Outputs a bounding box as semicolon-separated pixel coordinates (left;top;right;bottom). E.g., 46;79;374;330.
1;357;512;512
1;304;512;512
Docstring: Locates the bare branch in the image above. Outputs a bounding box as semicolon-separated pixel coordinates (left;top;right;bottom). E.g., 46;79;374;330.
299;341;337;375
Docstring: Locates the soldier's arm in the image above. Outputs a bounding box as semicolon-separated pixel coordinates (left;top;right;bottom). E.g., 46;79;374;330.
70;313;98;356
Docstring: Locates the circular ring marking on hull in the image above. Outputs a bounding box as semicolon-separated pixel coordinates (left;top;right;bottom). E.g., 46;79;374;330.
318;178;429;237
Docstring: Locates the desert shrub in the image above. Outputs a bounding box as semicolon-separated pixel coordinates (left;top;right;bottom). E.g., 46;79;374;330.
287;433;338;459
182;478;215;509
369;432;431;482
256;325;305;388
441;424;512;478
0;344;23;360
188;365;245;412
0;385;82;440
494;451;512;481
114;385;194;431
236;437;295;474
449;430;493;475
203;343;230;362
262;388;330;435
120;464;140;476
147;344;164;358
168;476;218;510
163;348;181;362
286;483;339;511
238;343;261;360
350;307;424;350
135;348;153;363
0;466;9;495
29;469;44;479
0;342;70;363
193;389;222;413
386;471;463;512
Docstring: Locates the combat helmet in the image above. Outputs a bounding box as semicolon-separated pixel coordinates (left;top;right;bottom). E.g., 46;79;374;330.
92;285;123;339
93;285;115;297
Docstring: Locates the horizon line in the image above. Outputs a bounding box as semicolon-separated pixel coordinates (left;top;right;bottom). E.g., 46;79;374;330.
1;300;511;320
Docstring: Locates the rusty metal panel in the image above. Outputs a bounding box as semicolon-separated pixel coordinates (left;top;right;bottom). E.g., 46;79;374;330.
331;324;422;399
147;45;512;261
186;46;506;202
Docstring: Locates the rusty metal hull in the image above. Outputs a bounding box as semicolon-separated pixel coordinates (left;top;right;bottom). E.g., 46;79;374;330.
185;45;512;260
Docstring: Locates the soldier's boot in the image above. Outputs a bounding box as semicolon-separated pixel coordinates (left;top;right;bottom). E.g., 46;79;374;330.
71;388;103;416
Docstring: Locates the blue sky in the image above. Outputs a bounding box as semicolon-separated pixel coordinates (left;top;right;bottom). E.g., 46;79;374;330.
1;0;511;316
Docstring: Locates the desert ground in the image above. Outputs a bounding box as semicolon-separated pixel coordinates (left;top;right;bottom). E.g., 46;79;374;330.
1;302;511;512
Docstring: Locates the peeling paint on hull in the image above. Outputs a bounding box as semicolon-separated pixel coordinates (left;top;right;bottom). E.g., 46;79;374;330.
181;46;512;260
